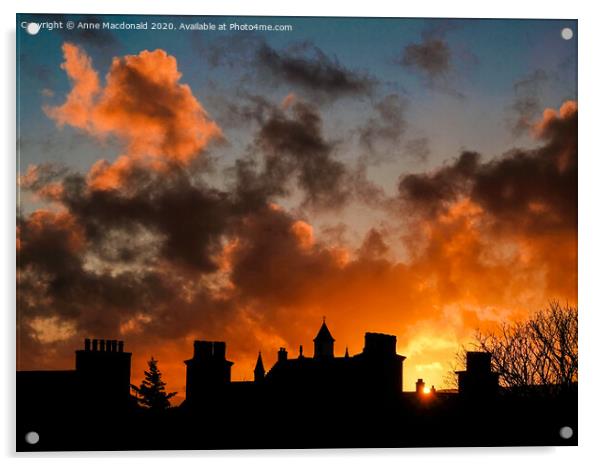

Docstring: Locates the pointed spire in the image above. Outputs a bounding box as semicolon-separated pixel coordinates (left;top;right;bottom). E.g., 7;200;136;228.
254;351;265;382
313;318;335;343
345;346;349;358
313;318;335;359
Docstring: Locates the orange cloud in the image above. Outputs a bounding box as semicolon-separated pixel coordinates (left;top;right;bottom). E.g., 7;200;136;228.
44;43;100;129
45;43;222;190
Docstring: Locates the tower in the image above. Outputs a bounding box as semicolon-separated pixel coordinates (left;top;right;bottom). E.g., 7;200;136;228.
254;352;265;382
313;318;335;359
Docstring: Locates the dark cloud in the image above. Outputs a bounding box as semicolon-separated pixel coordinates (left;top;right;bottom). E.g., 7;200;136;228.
201;36;376;102
397;21;472;98
404;137;430;162
358;94;408;163
346;162;394;211
508;69;549;136
358;228;390;259
472;103;577;234
205;91;276;130
256;41;376;100
251;99;350;209
17;209;175;331
401;39;451;79
211;93;352;209
399;150;480;215
358;96;430;166
228;207;337;305
61;169;231;273
18;162;241;355
399;101;577;235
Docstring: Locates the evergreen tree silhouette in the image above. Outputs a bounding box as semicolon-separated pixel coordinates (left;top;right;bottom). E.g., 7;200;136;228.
131;357;177;410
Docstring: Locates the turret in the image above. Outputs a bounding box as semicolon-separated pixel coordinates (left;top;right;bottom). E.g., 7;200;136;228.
313;318;335;359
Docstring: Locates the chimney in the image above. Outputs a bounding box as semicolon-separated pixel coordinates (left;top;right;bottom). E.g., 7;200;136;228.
92;339;98;351
118;341;124;353
416;378;425;394
84;338;91;351
278;347;288;363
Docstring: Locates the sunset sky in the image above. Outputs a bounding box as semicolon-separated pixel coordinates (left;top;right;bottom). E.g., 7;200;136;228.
17;14;577;401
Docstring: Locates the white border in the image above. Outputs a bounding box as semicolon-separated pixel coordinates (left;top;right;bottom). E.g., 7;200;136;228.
3;1;601;464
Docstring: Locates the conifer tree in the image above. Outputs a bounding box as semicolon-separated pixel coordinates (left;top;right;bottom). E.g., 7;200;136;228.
131;357;177;410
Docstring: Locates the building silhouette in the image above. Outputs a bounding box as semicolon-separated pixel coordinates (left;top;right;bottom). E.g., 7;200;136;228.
17;327;578;450
17;338;132;414
183;320;406;406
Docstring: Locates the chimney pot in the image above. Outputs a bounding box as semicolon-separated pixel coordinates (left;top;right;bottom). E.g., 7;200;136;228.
100;339;106;352
84;338;91;351
118;341;124;353
92;339;98;351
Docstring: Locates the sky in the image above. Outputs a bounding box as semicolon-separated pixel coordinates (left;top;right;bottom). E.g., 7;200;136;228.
16;14;577;400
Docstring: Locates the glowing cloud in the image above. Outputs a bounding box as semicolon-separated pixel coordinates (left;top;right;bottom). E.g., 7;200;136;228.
45;43;222;190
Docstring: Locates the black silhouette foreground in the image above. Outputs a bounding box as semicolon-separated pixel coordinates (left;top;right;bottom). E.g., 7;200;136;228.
17;321;577;451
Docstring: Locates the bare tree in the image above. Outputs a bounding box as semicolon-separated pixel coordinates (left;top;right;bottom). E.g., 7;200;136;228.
527;301;578;387
448;301;577;392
